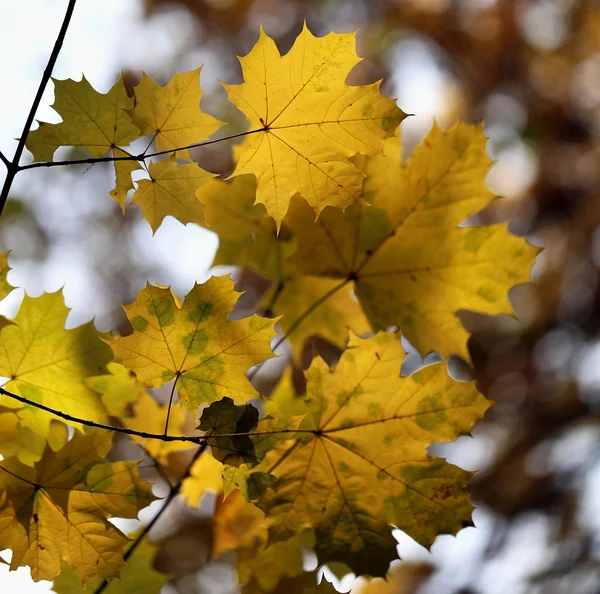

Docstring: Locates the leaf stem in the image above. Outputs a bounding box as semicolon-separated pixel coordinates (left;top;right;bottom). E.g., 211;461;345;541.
0;0;77;216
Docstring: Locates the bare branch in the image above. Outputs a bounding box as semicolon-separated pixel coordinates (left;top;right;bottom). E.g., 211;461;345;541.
0;386;203;444
0;151;10;168
0;0;77;215
16;127;266;171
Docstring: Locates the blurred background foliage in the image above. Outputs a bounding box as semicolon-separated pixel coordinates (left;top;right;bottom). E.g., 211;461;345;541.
2;0;600;592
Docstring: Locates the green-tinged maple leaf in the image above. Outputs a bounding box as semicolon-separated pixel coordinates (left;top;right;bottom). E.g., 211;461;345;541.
0;433;156;583
224;24;405;228
110;276;277;414
26;76;140;161
131;156;214;233
0;291;112;440
52;538;167;594
248;332;490;576
196;175;292;280
275;122;538;361
0;252;13;300
181;452;224;508
25;76;142;208
129;68;224;158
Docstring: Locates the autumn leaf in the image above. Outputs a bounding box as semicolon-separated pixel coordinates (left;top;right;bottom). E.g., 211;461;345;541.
0;433;156;583
248;332;490;576
25;76;141;208
52;538;167;594
123;392;196;462
110;276;277;414
212;489;267;559
242;571;338;594
111;149;143;210
85;362;140;418
26;76;140;161
0;252;13;300
276;122;538;361
196;175;291;280
260;275;370;361
129;69;224;158
131;156;214;232
224;24;405;227
0;291;112;440
181;452;224;508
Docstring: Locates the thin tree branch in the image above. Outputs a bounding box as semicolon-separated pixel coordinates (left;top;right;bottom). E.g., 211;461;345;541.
0;0;77;215
93;443;207;594
0;386;311;439
0;151;10;168
16;128;266;171
0;387;203;444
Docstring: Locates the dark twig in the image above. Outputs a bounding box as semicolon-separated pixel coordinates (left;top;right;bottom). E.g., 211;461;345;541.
0;0;77;216
93;443;208;594
16;128;266;171
0;387;203;444
0;151;10;168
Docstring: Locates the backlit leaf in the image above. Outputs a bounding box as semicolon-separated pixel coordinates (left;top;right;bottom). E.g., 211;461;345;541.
129;69;224;158
131;156;214;232
52;538;167;594
110;276;277;414
0;433;156;583
251;332;491;576
0;291;111;440
224;25;405;227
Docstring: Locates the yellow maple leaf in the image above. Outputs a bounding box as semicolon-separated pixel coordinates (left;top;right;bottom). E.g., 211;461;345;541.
0;252;13;300
251;332;491;576
223;24;405;228
196;175;290;280
111;148;143;210
0;433;156;583
278;122;538;361
261;275;370;361
25;77;142;209
131;156;214;232
26;76;140;161
110;276;277;414
212;489;267;559
123;392;196;462
181;452;224;509
129;69;224;158
85;362;141;418
0;291;111;440
52;537;167;594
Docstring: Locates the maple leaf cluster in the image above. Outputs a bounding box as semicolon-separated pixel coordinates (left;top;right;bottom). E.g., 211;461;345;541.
0;24;537;593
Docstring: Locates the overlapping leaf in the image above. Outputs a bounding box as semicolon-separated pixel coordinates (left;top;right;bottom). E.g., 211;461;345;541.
247;332;490;576
0;433;156;583
110;276;277;414
25;76;142;208
52;538;167;594
0;291;111;441
224;24;405;227
129;68;224;157
272;122;538;361
131;156;214;232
